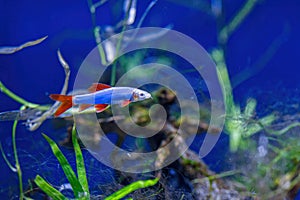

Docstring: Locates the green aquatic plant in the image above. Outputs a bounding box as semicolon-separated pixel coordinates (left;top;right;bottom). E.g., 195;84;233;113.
34;125;89;199
234;134;300;199
0;36;50;200
213;48;300;152
34;125;160;200
0;109;26;199
86;0;158;86
0;81;48;110
86;0;108;66
212;48;277;152
267;137;300;197
218;0;258;45
104;177;159;200
86;0;135;86
211;14;300;193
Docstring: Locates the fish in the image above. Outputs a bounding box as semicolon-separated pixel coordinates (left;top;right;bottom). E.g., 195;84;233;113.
49;83;152;117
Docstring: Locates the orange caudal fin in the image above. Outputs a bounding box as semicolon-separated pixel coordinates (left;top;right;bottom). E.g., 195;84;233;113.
49;94;73;117
88;83;111;93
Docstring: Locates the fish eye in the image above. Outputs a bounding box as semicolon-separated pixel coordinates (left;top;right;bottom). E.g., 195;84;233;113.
140;93;145;97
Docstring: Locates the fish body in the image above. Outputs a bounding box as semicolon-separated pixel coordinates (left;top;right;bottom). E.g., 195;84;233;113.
50;83;151;117
74;87;143;105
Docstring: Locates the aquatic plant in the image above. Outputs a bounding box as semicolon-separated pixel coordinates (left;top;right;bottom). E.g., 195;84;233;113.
86;0;159;86
34;125;89;199
34;124;160;200
202;0;300;153
212;48;276;151
0;37;50;199
104;177;159;200
0;113;25;199
268;137;300;198
212;47;300;152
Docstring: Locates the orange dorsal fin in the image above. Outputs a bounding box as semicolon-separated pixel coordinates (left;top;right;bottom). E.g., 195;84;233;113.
88;83;111;93
49;94;73;117
50;94;72;102
79;104;93;112
95;104;110;113
120;100;131;107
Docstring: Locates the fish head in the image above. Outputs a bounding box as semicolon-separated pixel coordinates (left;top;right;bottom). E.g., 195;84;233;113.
132;89;152;102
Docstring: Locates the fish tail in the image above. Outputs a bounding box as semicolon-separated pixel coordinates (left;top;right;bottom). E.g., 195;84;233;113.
49;94;73;117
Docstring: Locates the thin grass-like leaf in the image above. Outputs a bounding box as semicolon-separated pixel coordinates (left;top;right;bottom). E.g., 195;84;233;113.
42;133;85;198
12;114;24;199
34;175;67;200
266;122;300;136
218;0;258;43
0;142;16;172
105;178;159;200
0;36;47;54
72;124;89;197
0;81;43;109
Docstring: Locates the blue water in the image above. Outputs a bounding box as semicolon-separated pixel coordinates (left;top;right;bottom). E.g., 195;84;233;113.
1;0;300;199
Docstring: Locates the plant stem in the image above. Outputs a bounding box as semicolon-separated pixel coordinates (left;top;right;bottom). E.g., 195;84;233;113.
110;28;125;86
0;142;16;172
0;81;48;110
87;0;107;66
212;48;243;152
110;0;133;86
192;170;240;184
218;0;258;44
264;122;300;136
94;26;108;66
212;49;235;115
12;117;24;199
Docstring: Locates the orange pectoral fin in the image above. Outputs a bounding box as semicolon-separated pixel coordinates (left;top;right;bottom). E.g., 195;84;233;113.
88;83;111;93
49;94;73;117
95;104;110;113
120;100;131;107
79;104;92;112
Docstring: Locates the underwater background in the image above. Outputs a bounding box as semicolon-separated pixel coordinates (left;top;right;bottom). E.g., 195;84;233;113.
1;0;300;199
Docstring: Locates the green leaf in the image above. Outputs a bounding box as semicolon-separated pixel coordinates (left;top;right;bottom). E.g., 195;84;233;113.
266;121;300;136
72;124;90;197
244;123;262;137
34;175;67;200
105;178;159;200
42;133;85;198
244;98;256;118
259;114;276;126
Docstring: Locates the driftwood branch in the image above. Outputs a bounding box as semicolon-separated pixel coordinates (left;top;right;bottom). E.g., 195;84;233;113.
26;50;70;131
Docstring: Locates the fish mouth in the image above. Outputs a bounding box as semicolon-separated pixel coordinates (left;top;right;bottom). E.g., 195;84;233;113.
145;93;152;99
